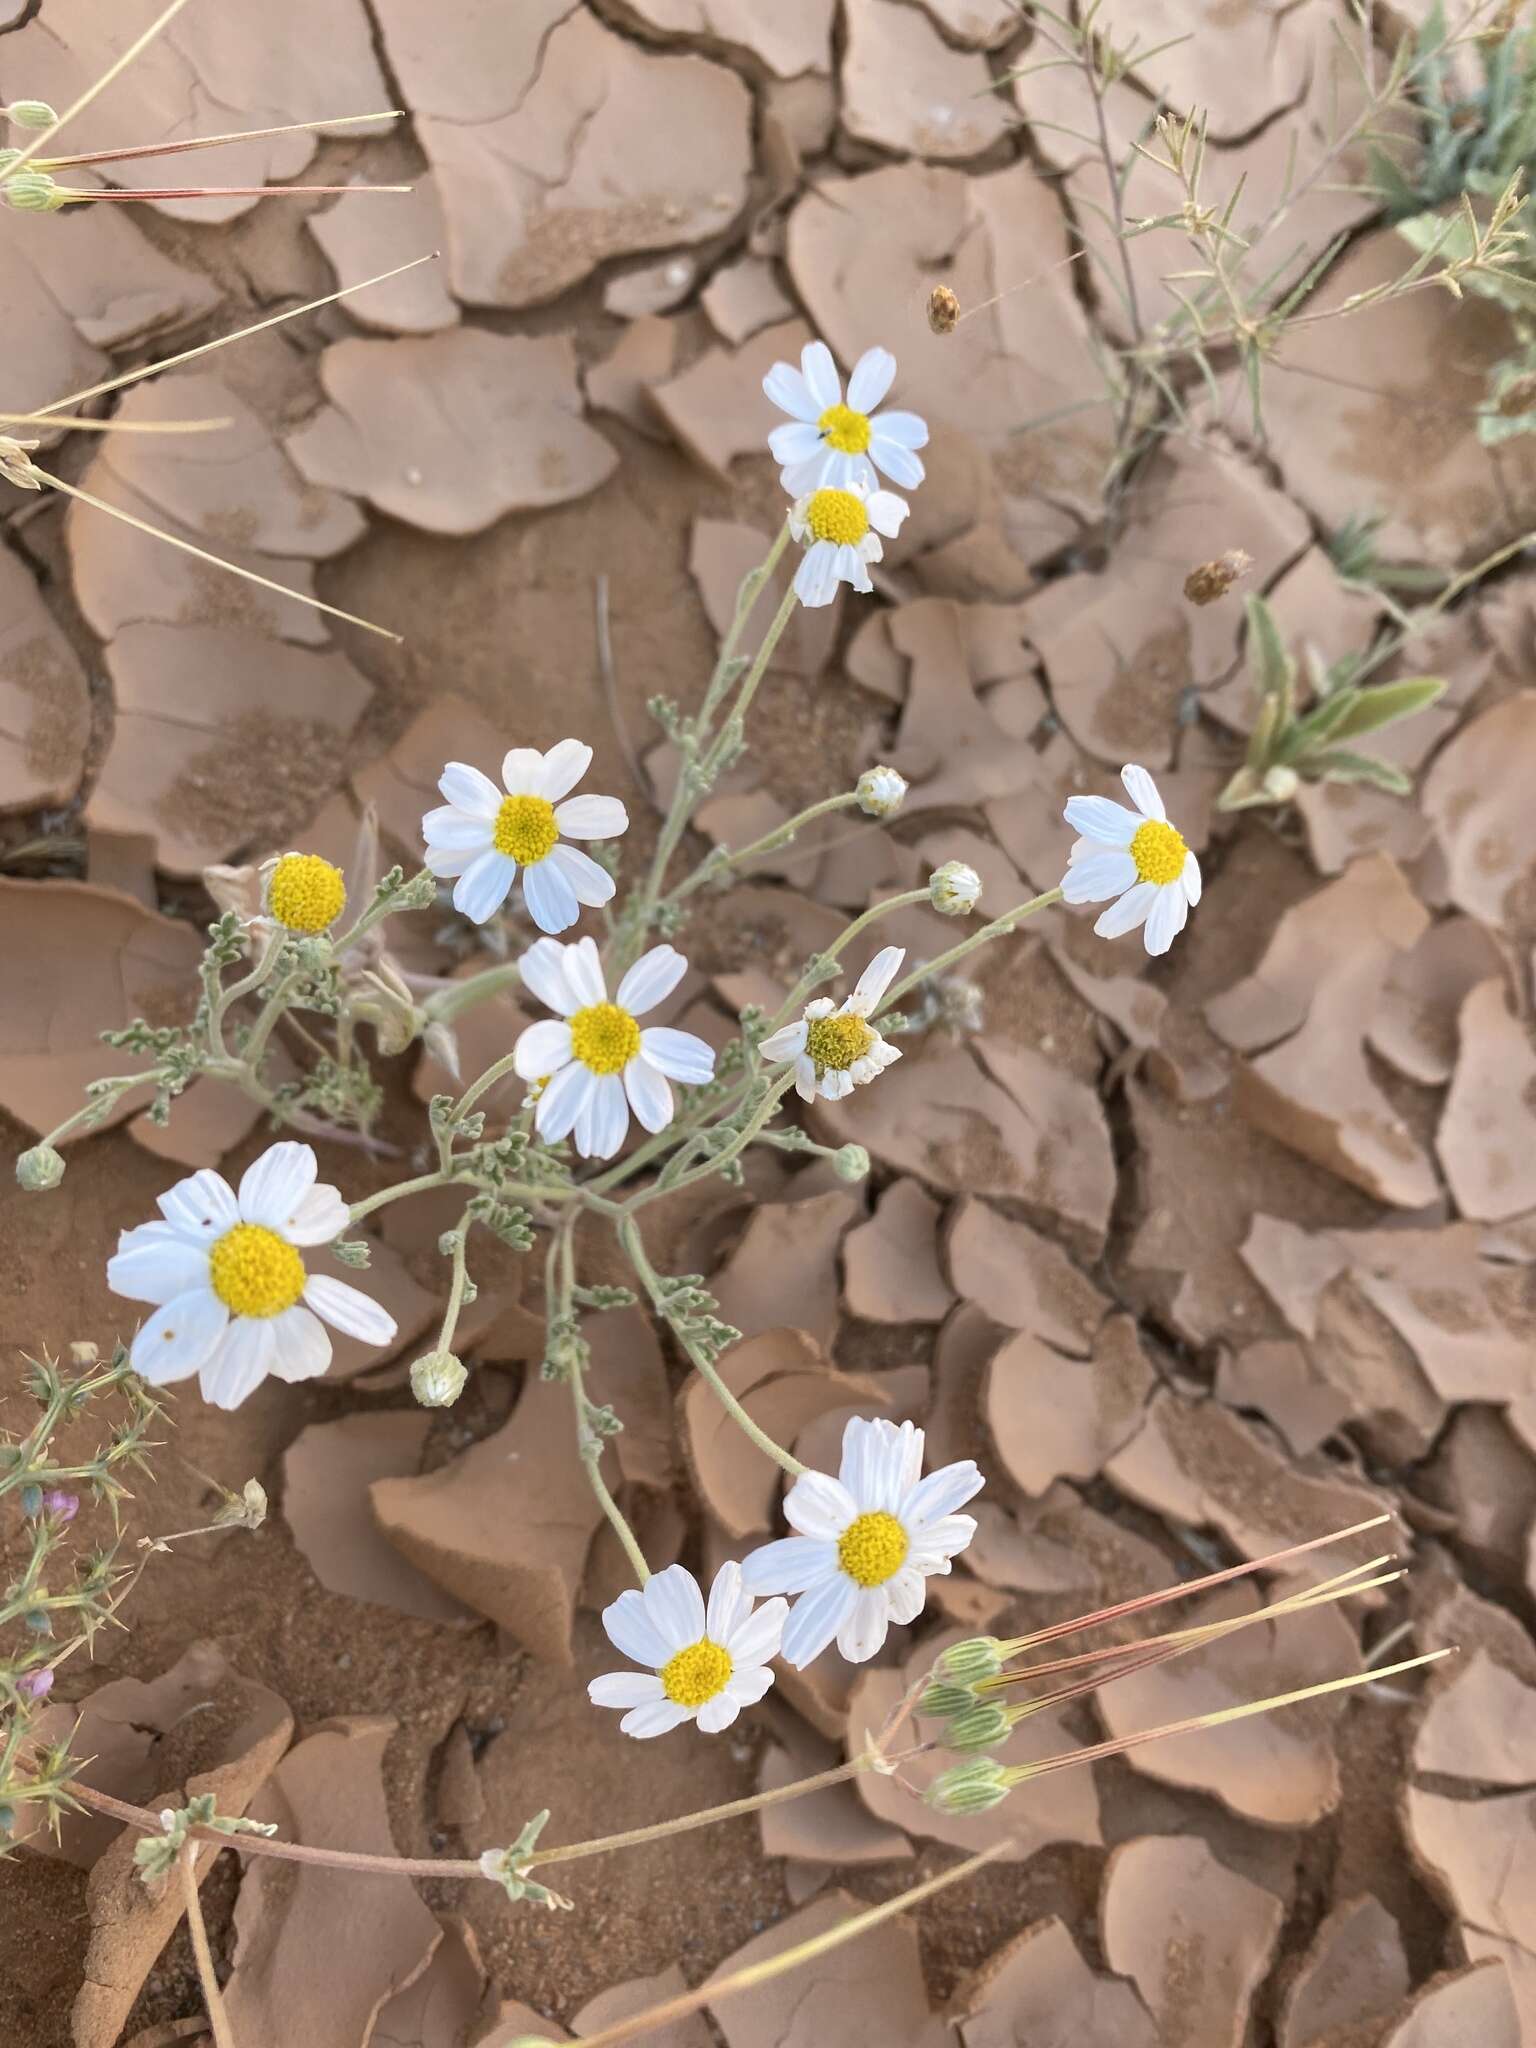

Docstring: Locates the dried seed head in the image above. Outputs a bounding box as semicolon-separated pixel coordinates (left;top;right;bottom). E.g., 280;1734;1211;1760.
927;284;961;335
1183;549;1253;607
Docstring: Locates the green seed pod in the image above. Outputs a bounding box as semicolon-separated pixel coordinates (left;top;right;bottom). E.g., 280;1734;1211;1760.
5;171;65;211
918;1680;975;1720
5;101;58;129
833;1143;871;1183
926;1757;1011;1816
945;1701;1012;1752
940;1636;1005;1684
16;1144;65;1191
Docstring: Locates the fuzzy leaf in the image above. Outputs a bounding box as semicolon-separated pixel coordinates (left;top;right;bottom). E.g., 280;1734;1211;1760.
1306;748;1414;794
1244;596;1295;718
1318;675;1447;745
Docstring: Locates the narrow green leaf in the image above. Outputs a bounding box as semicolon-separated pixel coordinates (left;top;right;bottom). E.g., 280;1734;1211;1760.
1322;675;1447;745
1306;748;1413;795
1244;595;1295;709
1282;686;1364;761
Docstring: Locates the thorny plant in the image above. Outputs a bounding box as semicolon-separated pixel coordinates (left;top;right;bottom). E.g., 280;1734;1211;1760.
0;4;1472;2044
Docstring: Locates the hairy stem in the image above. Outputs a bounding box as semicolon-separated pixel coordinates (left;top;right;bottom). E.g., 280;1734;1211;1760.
181;1843;237;2048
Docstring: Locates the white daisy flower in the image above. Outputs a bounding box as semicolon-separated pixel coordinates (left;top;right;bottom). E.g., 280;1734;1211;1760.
763;339;928;494
788;479;908;609
513;936;716;1160
106;1142;398;1410
740;1417;983;1667
1061;763;1202;957
421;739;628;935
758;944;905;1104
589;1561;788;1737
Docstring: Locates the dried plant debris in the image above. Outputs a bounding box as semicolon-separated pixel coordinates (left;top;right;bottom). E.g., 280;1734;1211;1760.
1100;1834;1284;2048
1278;1895;1410;2048
287;329;618;534
0;877;201;1142
225;1718;442;2045
370;1;751;307
1205;855;1437;1205
954;1916;1157;2048
840;0;1009;161
8;0;391;221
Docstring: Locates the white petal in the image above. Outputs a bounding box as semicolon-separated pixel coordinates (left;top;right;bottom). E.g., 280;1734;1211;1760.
1182;850;1202;906
1062;795;1140;846
781;1576;858;1669
421;804;495;852
724;1662;776;1707
725;1596;788;1667
869;436;925;490
453;849;517;924
641;1564;707;1656
620;1698;695;1738
500;747;546;796
706;1560;751;1645
869;408;927;450
521;855;580;935
800;339;841;412
836;542;871;593
763;360;819;423
1061;849;1138;904
739;1536;839;1595
129;1288;228;1385
283;1184;351;1247
237;1141;317;1231
546;840;616;907
302;1273;398;1347
638;1026;716;1084
849;944;904;1016
794;540;841;608
820;1066;854;1101
562;935;608;1008
538;738;593;802
534;1060;592;1143
589;1671;666;1709
109;1226;209;1306
265;1305;333;1383
157;1169;238;1239
696;1692;742;1734
617;944;688;1016
864;489;909;539
423;843;472;878
793;1057;818;1103
553;793;628;840
826;449;877;491
1121;763;1166;820
1143;883;1188;957
1095;881;1159;940
847;345;896;412
903;1459;984;1528
437;761;502;818
602;1588;672;1668
908;1514;978;1568
579;1072;630;1160
624;1056;674;1134
199;1317;276;1409
840;1416;922;1511
756;1020;809;1064
768;419;824;465
513;1018;574;1081
884;1566;928;1627
783;1469;858;1540
781;448;835;495
837;1587;891;1663
518;937;579;1016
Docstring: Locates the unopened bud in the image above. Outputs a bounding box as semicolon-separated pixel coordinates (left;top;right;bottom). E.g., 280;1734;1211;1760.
410;1351;467;1409
940;1636;1005;1683
927;1757;1011;1816
4;101;58;130
5;171;65;211
927;283;960;335
929;860;982;917
946;1701;1012;1751
832;1143;870;1183
1262;764;1299;801
16;1144;65;1191
919;1680;978;1720
857;765;908;818
1183;548;1253;607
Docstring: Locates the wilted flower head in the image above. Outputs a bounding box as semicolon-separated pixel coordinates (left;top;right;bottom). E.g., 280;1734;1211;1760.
927;284;961;335
759;946;905;1103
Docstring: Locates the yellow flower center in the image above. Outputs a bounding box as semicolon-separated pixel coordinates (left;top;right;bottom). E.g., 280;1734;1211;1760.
569;1001;641;1076
267;854;346;934
817;401;872;455
804;1012;874;1074
804;487;870;548
660;1638;734;1708
493;793;560;866
207;1223;306;1319
1129;818;1188;887
838;1511;909;1589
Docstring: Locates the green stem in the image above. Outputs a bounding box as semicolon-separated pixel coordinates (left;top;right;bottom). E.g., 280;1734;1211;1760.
768;888;930;1032
34;1076;153;1153
239;967;300;1068
435;1204;475;1358
698;518;791;729
555;1220;652;1587
628;1071;796;1210
883;889;1064;1006
423;962;524;1026
667;790;861;905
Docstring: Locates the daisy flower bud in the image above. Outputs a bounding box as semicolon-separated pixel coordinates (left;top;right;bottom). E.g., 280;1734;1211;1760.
410;1350;467;1408
927;1757;1011;1816
16;1144;65;1191
929;860;982;916
832;1144;870;1183
4;101;58;129
857;765;908;818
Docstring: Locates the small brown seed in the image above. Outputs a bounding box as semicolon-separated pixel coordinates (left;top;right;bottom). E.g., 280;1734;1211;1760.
927;283;960;335
1183;548;1254;606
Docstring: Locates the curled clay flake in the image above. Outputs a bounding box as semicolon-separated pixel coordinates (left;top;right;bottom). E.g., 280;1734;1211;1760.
841;1177;956;1325
1436;980;1536;1222
840;0;1010;161
954;1916;1157;2048
1413;1649;1536;1787
945;1195;1109;1353
709;1189;863;1350
0;539;91;811
984;1315;1156;1496
1378;1963;1522;2048
287;329;619;535
1422;693;1536;933
1278;1895;1409;2048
